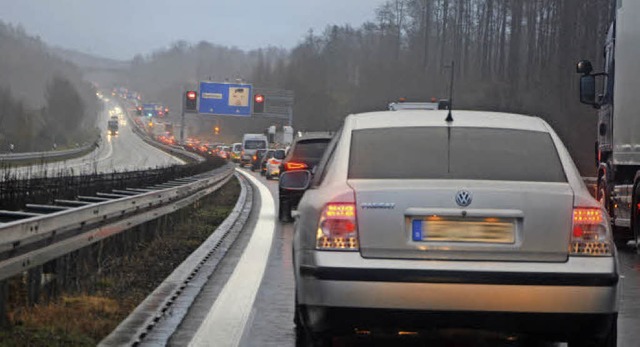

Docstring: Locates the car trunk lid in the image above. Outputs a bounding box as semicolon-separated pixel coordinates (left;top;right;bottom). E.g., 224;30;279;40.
350;179;573;262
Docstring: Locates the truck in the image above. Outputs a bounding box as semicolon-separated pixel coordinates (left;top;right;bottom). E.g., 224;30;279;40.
108;116;119;136
577;0;639;245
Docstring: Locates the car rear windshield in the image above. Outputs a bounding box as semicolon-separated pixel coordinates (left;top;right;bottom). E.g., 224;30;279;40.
244;140;266;149
292;139;331;159
274;150;286;159
233;144;242;151
349;127;567;182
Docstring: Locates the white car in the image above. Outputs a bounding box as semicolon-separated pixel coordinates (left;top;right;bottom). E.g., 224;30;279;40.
282;110;619;346
265;149;286;179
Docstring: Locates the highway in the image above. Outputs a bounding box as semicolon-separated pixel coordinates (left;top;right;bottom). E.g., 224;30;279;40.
166;168;640;346
4;99;184;179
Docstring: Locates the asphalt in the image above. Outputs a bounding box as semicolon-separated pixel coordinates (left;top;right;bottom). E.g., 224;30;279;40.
7;99;184;178
178;168;640;347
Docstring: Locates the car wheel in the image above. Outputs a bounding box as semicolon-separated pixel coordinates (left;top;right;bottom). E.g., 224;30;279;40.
279;198;293;223
295;303;331;347
568;318;616;347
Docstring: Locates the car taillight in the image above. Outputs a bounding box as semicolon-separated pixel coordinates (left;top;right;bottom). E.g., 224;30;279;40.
253;155;257;160
286;162;308;171
316;199;359;251
269;159;280;165
570;208;612;256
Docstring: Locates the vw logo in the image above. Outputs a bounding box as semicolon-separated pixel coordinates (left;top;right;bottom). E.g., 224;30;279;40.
455;190;473;207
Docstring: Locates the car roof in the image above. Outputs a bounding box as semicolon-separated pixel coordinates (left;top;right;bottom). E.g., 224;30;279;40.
347;110;549;132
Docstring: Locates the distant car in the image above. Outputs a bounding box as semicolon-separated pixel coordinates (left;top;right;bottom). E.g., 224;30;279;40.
283;110;619;346
219;146;231;159
265;149;286;179
260;149;275;176
278;133;333;222
231;143;243;163
250;149;267;171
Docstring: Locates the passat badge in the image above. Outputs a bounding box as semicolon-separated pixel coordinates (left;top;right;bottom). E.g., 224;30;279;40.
361;203;395;210
455;190;472;207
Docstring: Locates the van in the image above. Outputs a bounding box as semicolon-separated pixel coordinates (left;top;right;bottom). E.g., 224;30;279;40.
241;134;268;165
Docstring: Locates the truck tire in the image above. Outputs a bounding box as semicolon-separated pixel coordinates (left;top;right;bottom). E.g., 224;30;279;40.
597;173;612;217
632;182;640;251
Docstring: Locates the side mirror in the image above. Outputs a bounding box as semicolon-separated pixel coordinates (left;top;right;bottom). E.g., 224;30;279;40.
580;75;597;106
280;170;312;191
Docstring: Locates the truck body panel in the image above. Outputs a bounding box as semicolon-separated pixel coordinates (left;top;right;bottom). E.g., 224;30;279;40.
612;0;640;166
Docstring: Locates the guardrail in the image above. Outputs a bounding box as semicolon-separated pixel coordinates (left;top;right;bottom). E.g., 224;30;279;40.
0;142;97;164
0;163;235;282
100;170;252;346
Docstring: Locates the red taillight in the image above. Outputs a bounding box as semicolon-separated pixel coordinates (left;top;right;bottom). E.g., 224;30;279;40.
570;208;610;256
269;159;281;165
316;200;359;251
285;162;308;171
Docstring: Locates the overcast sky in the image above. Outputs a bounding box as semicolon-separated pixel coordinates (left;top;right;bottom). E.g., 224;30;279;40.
1;0;386;61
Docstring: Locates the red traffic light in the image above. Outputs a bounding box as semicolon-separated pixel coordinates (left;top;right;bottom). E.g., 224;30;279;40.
187;91;197;100
254;94;265;103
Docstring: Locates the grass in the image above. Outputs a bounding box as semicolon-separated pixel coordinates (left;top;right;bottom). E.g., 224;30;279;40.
0;178;240;346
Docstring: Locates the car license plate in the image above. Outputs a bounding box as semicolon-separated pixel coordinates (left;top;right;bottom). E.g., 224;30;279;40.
411;217;515;243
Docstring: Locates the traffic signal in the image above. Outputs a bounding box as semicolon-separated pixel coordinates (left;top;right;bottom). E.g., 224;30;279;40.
214;126;220;135
136;106;142;115
185;91;197;112
253;94;265;113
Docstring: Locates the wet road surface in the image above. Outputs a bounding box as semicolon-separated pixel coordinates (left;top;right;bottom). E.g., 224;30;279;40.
182;167;640;346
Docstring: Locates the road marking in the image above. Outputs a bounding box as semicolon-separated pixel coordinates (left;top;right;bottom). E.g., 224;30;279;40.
189;169;275;347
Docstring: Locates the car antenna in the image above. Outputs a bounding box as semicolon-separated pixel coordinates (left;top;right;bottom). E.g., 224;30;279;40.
445;60;454;123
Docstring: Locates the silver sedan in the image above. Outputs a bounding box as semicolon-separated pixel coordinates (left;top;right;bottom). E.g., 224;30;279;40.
282;110;619;347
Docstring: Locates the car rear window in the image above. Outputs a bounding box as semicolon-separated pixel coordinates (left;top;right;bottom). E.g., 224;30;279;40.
274;150;286;159
233;144;242;151
244;140;266;149
349;127;566;182
292;139;331;159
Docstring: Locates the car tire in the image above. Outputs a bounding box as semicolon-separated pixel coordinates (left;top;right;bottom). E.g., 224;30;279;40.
295;303;331;347
568;318;616;347
279;198;293;223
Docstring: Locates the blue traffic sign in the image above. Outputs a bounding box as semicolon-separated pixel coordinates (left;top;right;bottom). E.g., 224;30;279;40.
198;82;252;117
142;103;157;117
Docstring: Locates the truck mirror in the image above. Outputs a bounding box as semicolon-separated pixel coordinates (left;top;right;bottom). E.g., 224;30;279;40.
577;60;593;75
580;75;597;106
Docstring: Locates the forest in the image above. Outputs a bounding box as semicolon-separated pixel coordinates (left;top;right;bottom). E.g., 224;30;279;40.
253;0;614;174
118;0;613;173
0;22;100;152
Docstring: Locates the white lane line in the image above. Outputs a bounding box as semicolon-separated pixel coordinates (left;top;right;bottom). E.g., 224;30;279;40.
189;169;275;347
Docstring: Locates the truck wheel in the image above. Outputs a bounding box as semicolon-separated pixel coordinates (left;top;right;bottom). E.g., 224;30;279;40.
597;174;612;217
633;183;640;251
